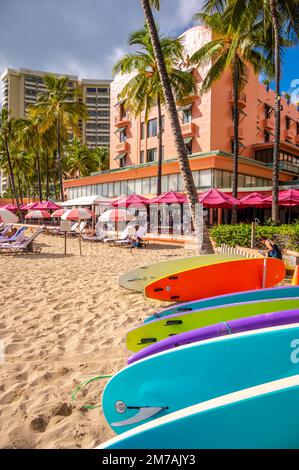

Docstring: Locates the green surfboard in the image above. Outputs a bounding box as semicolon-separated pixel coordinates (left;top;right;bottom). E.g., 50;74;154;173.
126;297;299;353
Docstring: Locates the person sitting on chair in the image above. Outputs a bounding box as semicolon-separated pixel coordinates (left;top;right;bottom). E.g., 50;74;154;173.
260;236;282;260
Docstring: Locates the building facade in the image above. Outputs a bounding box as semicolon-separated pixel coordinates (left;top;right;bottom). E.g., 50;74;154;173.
1;68;111;149
54;26;299;199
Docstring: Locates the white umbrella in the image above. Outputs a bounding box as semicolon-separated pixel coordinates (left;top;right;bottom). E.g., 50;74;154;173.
0;208;19;223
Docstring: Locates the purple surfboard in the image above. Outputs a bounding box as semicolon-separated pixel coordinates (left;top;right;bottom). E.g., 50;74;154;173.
128;309;299;365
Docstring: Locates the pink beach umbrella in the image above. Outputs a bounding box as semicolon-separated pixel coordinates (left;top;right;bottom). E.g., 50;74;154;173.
34;201;62;210
113;193;150;207
150;190;187;204
25;210;51;219
52;208;66;218
2;203;18;212
264;189;299;207
99;208;135;223
62;208;96;255
61;208;96;221
0;208;19;223
21;202;38;211
198;188;239;208
239;192;272;208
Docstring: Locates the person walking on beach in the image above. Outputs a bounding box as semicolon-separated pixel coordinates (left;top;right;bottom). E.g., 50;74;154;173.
260;236;282;260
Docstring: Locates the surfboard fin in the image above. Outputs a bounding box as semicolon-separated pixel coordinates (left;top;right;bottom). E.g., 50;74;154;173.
112;406;166;427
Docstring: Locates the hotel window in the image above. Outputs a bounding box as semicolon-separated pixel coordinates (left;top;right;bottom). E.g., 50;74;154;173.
265;104;271;119
169;174;178;191
87;88;96;93
141;122;145;139
147;148;157;162
238;174;246;187
222;171;231;188
286;116;291;130
162;175;169;193
119;128;127;143
108;183;114;197
135;179;142;194
127;180;135;194
264;130;270;142
102;183;108;197
214;170;223;188
114;181;120;196
150;177;157;194
185;137;193;155
120;180;127;195
98;88;109;93
147;118;157;137
199;169;212;188
97;184;103;195
177;173;184;191
183;107;192;124
140;150;145;164
142;178;150;194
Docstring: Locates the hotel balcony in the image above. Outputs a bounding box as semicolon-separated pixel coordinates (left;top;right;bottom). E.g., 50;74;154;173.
176;94;198;107
230;126;244;139
115;113;130;128
229;91;247;109
284;129;295;140
116;140;129;152
181;122;195;137
262;118;275;131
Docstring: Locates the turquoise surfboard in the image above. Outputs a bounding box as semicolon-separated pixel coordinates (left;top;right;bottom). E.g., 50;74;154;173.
102;323;299;434
145;286;299;323
100;375;299;449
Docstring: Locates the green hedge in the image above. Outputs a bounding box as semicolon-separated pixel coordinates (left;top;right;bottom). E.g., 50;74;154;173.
209;223;299;251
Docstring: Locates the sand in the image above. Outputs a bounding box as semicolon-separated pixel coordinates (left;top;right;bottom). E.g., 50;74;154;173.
0;232;190;449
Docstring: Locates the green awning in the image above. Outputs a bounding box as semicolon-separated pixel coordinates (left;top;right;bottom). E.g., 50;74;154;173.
114;152;127;161
184;137;193;144
178;103;193;112
114;126;126;134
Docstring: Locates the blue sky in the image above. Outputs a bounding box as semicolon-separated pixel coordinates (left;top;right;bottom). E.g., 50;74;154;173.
1;0;298;103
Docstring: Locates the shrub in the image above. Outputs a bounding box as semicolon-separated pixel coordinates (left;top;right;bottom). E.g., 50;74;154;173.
210;223;299;251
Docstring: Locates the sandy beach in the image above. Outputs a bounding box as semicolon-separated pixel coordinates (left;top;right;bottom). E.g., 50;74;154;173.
0;231;190;449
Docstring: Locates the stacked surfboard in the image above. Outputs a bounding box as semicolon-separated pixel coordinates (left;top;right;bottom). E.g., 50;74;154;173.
100;254;299;449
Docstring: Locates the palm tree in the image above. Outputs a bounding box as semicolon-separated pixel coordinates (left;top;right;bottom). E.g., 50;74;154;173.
17;112;45;201
92;147;109;171
32;75;86;201
64;139;100;178
139;0;213;252
0;108;20;207
114;25;196;195
191;4;272;223
201;0;299;223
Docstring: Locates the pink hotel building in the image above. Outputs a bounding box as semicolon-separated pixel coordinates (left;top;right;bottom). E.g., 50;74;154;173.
63;25;299;200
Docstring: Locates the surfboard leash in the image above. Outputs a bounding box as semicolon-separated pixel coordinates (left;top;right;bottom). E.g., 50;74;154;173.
71;374;112;409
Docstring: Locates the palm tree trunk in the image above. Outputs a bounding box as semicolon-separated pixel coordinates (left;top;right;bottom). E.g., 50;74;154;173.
57;117;64;202
17;171;23;205
157;95;163;196
270;0;281;224
140;0;213;253
36;151;43;202
231;60;239;224
4;136;20;208
46;151;50;201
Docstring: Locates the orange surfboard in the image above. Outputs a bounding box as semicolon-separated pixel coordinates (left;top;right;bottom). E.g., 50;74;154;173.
144;258;285;303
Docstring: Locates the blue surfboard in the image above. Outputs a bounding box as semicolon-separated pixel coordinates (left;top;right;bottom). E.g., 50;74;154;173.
100;375;299;449
145;286;299;323
102;323;299;434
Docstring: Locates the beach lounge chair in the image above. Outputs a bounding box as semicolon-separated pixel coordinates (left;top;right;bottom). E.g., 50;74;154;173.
0;226;27;243
104;227;130;246
0;224;12;238
0;228;43;254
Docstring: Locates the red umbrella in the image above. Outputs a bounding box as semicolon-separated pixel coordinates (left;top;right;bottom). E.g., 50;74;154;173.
112;193;150;207
99;208;135;223
34;201;62;210
239;192;272;208
150;190;187;204
25;210;51;219
264;189;299;207
52;208;66;218
198;188;239;208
